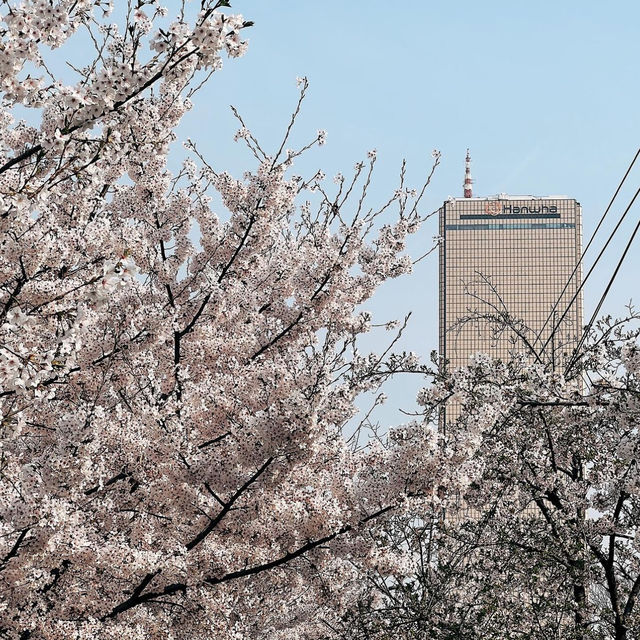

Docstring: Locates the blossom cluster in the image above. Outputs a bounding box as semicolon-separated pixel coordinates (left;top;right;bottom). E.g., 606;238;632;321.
0;2;441;638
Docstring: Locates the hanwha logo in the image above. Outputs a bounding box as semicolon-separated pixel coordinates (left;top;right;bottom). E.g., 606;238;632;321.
484;200;501;216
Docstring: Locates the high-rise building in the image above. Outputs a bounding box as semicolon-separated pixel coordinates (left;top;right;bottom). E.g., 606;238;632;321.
438;153;583;421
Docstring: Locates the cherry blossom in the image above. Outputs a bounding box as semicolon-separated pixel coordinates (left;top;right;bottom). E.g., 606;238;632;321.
341;312;640;640
0;3;443;638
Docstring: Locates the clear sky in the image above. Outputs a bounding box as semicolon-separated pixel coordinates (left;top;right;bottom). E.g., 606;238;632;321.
175;0;640;425
6;2;637;428
176;0;640;425
43;0;635;426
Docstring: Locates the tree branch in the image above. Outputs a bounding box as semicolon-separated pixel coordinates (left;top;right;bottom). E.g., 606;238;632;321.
0;528;30;569
205;505;394;586
186;457;274;551
104;570;186;620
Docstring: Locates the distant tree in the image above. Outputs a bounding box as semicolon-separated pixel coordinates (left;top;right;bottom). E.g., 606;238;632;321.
0;2;445;638
337;312;640;640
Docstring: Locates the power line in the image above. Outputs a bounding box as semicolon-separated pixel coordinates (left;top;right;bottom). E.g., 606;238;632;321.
565;204;640;376
533;148;640;356
537;183;640;361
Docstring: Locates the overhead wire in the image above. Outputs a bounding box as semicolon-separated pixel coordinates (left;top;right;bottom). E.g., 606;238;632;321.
539;185;640;362
533;148;640;357
538;185;640;359
565;206;640;375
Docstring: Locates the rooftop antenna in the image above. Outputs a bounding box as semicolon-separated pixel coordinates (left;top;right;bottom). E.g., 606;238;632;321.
463;148;473;198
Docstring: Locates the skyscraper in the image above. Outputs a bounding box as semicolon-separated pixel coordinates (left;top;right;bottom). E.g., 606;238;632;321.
438;154;583;420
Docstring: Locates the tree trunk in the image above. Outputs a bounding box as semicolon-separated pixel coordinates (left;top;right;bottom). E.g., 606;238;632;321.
573;579;587;640
615;622;627;640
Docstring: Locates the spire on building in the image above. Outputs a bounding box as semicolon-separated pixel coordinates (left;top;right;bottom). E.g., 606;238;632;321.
463;148;473;198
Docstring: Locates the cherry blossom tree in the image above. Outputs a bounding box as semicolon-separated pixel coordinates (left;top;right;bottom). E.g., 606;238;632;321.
337;312;640;640
332;510;580;640
0;1;448;638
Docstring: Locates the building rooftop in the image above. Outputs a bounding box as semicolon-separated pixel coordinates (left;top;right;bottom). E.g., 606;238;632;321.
446;194;574;202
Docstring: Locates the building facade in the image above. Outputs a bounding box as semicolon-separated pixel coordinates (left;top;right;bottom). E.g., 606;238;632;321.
438;195;583;414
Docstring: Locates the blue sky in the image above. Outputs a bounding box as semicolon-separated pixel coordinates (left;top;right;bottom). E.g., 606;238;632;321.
32;1;635;425
176;1;640;424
